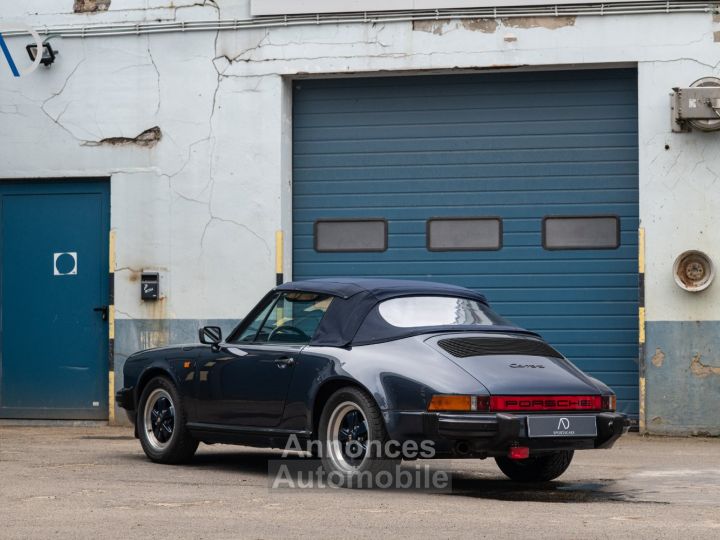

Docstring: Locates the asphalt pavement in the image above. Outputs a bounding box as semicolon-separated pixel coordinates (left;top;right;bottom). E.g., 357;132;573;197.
1;426;719;539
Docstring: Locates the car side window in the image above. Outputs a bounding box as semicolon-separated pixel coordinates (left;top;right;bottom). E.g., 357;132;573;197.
233;294;280;343
255;292;333;344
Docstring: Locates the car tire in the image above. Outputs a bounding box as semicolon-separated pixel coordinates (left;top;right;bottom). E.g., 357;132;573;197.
495;450;574;482
318;387;399;487
137;376;199;464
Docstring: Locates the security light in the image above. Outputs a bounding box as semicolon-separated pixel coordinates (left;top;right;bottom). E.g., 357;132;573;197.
26;41;57;66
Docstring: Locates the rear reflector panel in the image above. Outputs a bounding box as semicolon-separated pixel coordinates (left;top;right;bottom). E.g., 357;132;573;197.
508;446;530;460
490;395;602;412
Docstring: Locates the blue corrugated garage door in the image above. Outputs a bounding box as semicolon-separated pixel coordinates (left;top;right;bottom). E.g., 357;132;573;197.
292;69;639;417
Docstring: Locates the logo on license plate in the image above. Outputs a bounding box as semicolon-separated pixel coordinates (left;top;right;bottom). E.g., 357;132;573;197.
555;417;573;435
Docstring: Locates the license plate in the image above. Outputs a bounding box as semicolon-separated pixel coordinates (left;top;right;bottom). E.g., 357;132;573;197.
526;415;597;438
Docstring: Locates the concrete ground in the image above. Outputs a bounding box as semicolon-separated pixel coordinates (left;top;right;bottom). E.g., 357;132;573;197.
1;426;719;539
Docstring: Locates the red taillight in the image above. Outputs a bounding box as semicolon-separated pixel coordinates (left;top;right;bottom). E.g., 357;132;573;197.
490;395;602;412
508;446;530;460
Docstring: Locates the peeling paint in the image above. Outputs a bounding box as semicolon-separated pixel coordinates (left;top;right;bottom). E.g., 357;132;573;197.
690;353;720;378
87;126;162;148
73;0;111;13
651;348;665;368
412;18;498;35
461;19;499;33
650;416;664;425
502;16;576;29
412;20;446;35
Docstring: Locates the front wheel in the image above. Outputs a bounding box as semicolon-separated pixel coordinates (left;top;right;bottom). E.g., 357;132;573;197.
495;450;574;482
138;376;198;464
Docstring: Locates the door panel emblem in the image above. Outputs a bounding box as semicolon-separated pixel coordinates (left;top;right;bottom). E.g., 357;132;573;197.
53;252;78;276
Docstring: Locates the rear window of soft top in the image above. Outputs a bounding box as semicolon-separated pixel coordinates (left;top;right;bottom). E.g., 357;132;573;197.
377;296;510;328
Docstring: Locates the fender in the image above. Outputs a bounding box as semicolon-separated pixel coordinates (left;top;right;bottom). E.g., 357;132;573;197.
135;361;182;408
306;375;377;436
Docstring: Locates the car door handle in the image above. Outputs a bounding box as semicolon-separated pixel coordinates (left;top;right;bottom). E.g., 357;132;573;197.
275;357;295;368
93;306;108;321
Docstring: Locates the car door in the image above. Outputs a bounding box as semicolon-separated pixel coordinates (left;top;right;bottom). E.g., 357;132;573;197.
195;291;333;428
195;343;300;428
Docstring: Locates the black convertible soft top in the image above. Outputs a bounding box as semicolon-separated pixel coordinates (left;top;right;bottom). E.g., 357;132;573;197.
274;278;535;347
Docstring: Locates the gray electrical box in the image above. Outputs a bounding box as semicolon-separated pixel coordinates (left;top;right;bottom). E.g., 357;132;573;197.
672;78;720;132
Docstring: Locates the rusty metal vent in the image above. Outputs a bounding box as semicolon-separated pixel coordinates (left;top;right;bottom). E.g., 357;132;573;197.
437;337;563;359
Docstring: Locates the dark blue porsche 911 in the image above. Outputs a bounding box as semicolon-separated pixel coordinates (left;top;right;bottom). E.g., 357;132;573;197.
117;278;629;483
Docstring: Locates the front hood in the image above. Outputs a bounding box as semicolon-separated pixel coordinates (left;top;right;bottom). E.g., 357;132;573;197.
426;333;601;395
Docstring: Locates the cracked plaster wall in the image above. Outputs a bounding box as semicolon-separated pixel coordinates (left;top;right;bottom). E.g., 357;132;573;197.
1;2;719;427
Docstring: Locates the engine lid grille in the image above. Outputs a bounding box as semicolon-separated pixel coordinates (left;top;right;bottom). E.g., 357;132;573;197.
437;337;563;359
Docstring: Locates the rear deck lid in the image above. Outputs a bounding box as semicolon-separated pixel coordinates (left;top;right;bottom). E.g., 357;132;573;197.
427;333;600;395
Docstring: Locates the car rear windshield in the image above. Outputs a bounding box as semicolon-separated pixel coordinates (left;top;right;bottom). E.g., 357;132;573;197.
377;296;510;328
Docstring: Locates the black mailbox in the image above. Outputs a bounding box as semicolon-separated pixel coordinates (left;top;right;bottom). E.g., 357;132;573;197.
141;272;159;300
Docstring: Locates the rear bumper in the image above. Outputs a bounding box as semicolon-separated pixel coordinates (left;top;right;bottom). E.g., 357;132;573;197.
384;410;629;457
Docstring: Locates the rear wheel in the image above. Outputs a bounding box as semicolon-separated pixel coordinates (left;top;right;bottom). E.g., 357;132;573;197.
138;377;198;464
495;450;574;482
318;387;398;487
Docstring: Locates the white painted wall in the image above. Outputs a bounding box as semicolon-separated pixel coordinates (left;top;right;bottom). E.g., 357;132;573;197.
1;1;718;324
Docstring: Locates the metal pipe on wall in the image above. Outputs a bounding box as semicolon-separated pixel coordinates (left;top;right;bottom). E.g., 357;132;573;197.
0;2;713;39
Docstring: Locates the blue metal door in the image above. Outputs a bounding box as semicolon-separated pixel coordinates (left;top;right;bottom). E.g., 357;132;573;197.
0;180;110;419
292;69;639;416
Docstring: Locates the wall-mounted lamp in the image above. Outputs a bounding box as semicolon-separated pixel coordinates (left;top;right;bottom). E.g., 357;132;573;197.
26;39;57;67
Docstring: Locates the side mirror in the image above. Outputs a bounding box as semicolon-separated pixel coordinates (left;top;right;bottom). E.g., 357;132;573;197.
199;326;222;347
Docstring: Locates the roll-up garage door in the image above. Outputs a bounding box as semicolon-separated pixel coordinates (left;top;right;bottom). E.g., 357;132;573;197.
292;69;639;417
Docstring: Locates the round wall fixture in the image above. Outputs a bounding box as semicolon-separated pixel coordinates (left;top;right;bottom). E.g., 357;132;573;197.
688;77;720;132
673;250;714;292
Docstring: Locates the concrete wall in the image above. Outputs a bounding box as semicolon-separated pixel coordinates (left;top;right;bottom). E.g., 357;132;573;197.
1;1;719;431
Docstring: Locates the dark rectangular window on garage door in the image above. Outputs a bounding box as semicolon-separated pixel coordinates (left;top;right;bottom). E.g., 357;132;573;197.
314;219;387;252
427;217;502;251
543;216;620;250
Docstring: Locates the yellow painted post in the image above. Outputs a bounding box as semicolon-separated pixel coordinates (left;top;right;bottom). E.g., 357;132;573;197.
109;229;117;277
275;230;284;286
108;371;115;424
108;230;116;425
108;305;115;341
274;230;285;324
638;307;645;345
638;227;646;433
